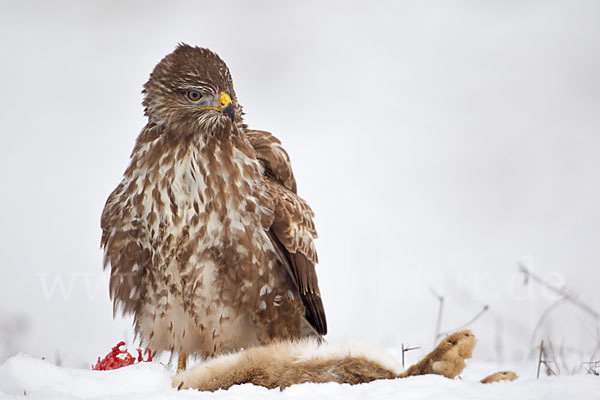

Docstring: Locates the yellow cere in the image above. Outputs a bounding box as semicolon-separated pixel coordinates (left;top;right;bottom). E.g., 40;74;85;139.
219;93;232;108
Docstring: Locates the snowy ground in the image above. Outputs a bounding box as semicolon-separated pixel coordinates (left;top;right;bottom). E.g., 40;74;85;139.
1;353;598;400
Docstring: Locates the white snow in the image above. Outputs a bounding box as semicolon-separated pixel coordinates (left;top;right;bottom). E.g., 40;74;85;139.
0;354;170;398
1;354;598;400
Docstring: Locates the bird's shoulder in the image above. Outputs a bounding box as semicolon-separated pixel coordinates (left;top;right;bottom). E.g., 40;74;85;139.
244;129;297;193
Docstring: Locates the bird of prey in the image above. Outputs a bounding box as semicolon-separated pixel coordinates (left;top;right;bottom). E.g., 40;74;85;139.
101;44;326;370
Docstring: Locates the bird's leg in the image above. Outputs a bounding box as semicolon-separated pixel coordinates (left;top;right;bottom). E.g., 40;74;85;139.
178;353;187;372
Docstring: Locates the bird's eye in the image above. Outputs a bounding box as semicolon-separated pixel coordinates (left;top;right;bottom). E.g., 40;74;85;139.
187;90;202;101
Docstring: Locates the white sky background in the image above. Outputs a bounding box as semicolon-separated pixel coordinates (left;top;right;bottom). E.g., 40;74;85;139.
1;0;599;368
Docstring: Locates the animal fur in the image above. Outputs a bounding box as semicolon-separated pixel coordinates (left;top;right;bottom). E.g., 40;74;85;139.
173;330;487;391
400;330;475;379
480;370;519;384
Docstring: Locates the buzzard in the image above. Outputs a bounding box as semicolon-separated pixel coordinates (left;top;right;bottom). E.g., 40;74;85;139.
101;44;326;370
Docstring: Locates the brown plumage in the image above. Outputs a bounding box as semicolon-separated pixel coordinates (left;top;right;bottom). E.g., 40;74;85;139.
101;44;326;363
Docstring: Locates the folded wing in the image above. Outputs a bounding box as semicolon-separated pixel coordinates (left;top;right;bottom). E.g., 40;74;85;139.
246;129;327;336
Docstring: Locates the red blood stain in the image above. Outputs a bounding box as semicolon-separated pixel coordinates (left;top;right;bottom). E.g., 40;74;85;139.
92;341;152;371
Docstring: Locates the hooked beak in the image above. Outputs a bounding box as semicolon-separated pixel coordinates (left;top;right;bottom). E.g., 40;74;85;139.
219;93;235;122
199;92;235;122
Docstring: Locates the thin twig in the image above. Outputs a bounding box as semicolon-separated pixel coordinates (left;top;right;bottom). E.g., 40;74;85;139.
401;344;420;368
558;337;572;375
430;289;444;346
537;340;544;379
546;340;560;376
530;298;566;350
574;314;600;348
582;361;600;375
436;305;490;341
519;264;600;320
542;360;558;376
536;339;560;377
401;343;404;368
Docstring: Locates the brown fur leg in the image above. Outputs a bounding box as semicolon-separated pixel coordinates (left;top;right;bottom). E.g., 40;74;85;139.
173;352;252;391
480;371;518;383
400;330;476;379
173;332;478;391
173;340;401;391
252;357;398;389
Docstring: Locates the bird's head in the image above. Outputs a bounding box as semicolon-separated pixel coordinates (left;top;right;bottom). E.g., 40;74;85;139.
142;44;241;133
